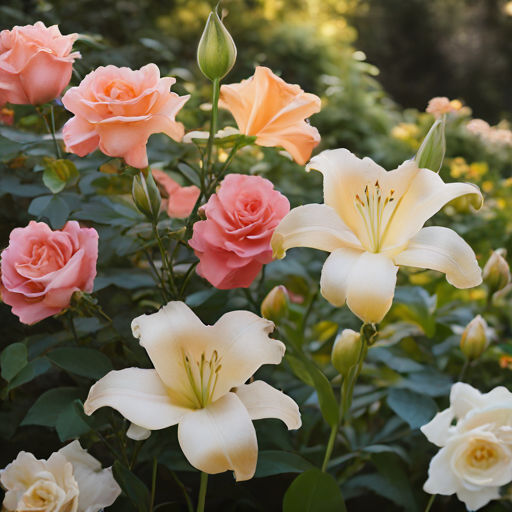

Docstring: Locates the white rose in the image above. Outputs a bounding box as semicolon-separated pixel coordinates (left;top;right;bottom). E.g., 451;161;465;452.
421;383;512;511
1;441;121;512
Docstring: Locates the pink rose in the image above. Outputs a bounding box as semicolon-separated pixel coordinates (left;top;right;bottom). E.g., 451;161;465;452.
189;174;290;289
0;22;80;106
0;221;98;324
152;169;200;218
62;64;190;169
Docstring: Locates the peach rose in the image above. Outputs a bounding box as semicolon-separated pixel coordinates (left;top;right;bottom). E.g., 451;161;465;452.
0;22;80;106
0;221;98;324
62;64;189;169
152;169;200;218
189;174;290;289
220;66;321;165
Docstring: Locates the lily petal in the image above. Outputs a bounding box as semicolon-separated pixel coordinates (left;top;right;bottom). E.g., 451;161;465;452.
320;247;365;307
209;311;283;401
345;252;398;323
393;226;482;289
132;302;208;407
178;392;258;481
271;204;362;259
381;169;482;251
235;380;301;430
84;368;190;430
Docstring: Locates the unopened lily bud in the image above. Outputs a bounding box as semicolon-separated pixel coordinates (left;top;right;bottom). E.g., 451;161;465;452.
132;170;161;224
460;315;489;361
415;115;446;173
261;285;289;323
332;329;363;377
197;7;237;81
483;249;511;296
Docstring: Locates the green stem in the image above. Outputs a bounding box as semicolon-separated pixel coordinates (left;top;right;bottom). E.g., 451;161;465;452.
301;289;319;341
459;359;469;383
171;471;194;512
96;432;124;463
242;288;259;313
424;494;436;512
179;261;199;300
129;440;144;470
50;104;62;159
144;248;169;303
321;424;338;472
205;78;221;176
206;140;241;196
150;458;158;511
196;472;208;512
153;225;177;299
67;312;79;344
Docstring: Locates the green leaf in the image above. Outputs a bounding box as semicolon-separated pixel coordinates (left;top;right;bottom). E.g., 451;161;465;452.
176;162;201;188
255;450;315;478
9;358;51;390
283;468;347;512
1;343;28;382
46;347;113;379
56;400;93;441
22;387;86;427
43;159;80;193
387;388;438;430
393;286;437;338
113;460;150;512
30;194;71;229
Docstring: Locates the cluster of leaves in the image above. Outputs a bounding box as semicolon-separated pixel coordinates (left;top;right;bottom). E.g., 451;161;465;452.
2;2;512;512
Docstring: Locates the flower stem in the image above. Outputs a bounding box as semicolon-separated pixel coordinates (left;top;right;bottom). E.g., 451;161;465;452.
459;359;469;383
205;78;221;176
424;494;436;512
67;311;79;344
150;458;158;511
171;471;194;512
153;225;177;299
321;424;338;472
196;472;208;512
50;104;62;159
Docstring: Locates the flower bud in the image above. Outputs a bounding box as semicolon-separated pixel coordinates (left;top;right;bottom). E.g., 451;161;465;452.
460;315;489;361
197;7;237;81
415;115;446;173
261;285;289;324
331;329;363;377
132;170;161;224
483;249;511;297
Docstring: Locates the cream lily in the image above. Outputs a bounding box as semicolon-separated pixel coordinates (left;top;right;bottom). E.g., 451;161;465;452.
84;301;301;481
271;149;483;323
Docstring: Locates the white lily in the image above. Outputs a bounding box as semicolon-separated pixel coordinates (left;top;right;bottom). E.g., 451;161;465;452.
84;302;301;482
271;149;483;323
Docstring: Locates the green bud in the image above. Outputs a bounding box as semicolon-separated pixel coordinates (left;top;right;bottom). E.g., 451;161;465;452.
460;315;489;361
197;7;237;81
43;159;79;194
415;115;446;172
331;329;363;377
483;249;511;297
132;170;161;224
260;285;289;324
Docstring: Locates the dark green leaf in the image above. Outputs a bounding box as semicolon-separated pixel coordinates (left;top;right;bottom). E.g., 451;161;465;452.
113;460;150;512
255;450;314;477
1;343;28;382
283;468;347;512
56;400;93;441
22;387;86;427
387;388;438;430
47;347;113;379
9;358;51;390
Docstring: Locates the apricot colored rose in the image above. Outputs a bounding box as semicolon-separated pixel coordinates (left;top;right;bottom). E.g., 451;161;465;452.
220;66;321;165
62;64;189;169
0;22;80;106
189;174;290;289
152;169;200;218
0;221;98;324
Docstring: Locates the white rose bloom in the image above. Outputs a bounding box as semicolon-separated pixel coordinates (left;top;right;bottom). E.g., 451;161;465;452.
421;383;512;511
1;441;121;512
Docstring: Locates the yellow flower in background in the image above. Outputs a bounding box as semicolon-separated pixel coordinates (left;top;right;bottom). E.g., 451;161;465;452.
84;302;301;481
271;149;483;323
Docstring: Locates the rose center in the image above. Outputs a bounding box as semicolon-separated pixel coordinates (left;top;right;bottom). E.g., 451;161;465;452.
21;480;62;509
354;180;397;253
183;350;222;408
104;79;137;101
466;441;500;470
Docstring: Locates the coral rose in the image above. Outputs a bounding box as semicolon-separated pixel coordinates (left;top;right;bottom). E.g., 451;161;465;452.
220;66;321;165
0;22;80;106
189;174;290;289
152;169;200;218
62;64;189;169
0;221;98;324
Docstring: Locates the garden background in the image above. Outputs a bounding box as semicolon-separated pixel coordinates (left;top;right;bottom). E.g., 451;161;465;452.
2;0;512;511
